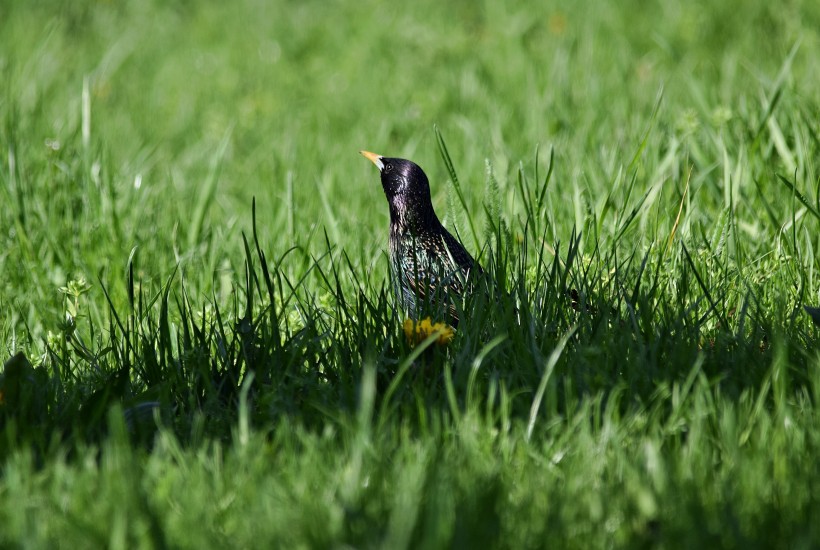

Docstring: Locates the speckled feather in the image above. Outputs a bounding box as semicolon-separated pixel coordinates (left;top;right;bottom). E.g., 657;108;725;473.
390;219;480;322
361;152;481;324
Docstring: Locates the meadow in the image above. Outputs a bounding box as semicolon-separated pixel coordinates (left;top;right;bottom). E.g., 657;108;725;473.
2;0;820;547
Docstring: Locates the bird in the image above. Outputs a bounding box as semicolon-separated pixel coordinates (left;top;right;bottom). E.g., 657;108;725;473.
360;150;482;325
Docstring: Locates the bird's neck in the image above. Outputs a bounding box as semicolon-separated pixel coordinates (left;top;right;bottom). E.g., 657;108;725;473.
389;202;439;236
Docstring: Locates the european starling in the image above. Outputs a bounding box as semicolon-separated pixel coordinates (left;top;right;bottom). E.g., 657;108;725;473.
361;150;482;324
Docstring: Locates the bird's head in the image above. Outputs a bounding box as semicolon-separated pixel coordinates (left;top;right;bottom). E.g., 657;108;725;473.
360;151;435;228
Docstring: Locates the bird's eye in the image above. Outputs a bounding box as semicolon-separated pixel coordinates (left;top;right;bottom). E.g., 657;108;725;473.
383;163;393;173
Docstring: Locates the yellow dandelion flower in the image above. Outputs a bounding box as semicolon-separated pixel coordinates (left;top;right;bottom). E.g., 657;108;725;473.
431;321;454;345
402;318;415;341
403;317;454;347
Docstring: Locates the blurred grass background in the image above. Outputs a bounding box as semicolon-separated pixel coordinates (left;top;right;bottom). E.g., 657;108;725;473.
3;0;818;332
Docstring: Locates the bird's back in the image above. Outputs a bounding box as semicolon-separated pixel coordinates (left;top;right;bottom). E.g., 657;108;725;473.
390;223;480;323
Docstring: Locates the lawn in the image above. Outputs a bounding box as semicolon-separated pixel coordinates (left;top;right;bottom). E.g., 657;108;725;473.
2;0;820;547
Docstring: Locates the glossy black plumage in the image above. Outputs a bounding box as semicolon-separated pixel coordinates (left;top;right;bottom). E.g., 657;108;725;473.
361;151;481;324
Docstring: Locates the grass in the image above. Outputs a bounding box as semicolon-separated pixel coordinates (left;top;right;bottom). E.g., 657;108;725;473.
2;0;820;547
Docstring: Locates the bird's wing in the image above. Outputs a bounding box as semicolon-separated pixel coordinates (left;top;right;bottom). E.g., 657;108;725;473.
441;229;480;273
396;231;481;323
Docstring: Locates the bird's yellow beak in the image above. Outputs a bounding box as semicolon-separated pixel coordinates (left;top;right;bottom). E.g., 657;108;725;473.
360;150;385;171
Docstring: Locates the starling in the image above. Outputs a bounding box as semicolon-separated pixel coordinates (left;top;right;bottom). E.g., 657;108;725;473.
361;150;482;324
